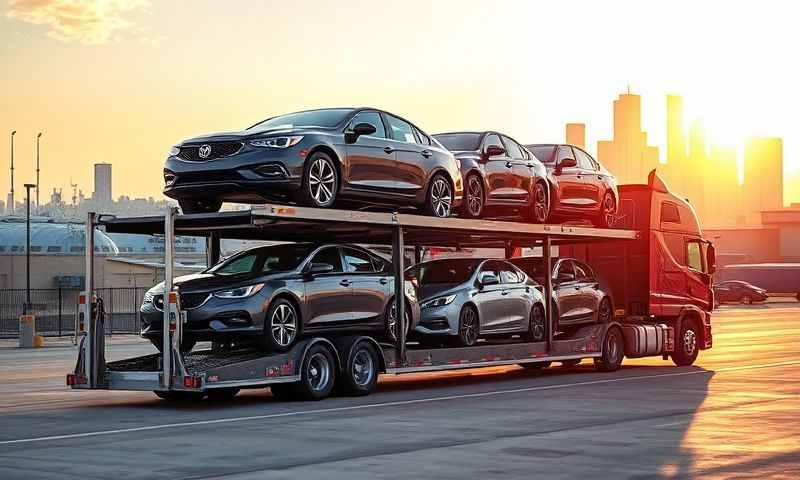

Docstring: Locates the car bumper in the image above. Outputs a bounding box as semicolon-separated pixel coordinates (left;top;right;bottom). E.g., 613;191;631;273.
140;295;267;340
414;302;460;337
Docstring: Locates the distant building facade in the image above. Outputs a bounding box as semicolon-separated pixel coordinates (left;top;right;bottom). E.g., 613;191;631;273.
93;163;112;205
597;92;660;185
565;123;586;149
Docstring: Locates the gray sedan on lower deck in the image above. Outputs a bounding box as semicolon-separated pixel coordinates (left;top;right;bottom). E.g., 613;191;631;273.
408;258;546;347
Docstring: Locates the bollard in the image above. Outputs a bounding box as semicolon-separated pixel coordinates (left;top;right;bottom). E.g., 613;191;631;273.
19;315;36;348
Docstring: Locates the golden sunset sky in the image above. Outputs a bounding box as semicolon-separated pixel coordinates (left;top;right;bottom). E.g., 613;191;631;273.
2;0;799;203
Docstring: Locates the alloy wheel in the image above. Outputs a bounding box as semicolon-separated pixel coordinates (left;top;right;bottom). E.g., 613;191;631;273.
430;177;452;218
602;194;615;227
387;302;411;342
533;182;549;223
460;307;478;346
308;157;336;206
531;305;545;341
270;303;297;347
598;298;612;323
466;175;483;217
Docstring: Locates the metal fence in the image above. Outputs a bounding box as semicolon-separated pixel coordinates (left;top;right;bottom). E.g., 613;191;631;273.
0;287;147;338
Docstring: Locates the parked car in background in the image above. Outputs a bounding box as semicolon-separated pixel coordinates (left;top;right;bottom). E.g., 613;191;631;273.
524;144;618;227
510;256;613;331
164;107;462;218
713;280;768;305
408;258;546;347
141;243;420;352
433;131;549;221
716;263;800;301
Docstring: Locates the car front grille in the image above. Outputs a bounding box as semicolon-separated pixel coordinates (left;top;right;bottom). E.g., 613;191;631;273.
178;142;243;161
150;292;209;310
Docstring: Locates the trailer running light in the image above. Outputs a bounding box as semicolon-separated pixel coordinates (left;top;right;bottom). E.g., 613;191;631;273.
66;374;87;386
78;312;85;333
183;375;202;389
79;294;87;305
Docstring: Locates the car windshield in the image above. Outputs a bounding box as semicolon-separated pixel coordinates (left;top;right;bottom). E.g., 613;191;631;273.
248;109;353;132
208;244;316;275
410;259;481;286
434;133;482;151
528;145;557;164
509;257;548;281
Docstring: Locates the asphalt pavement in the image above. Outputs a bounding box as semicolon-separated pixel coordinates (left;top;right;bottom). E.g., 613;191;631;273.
0;302;798;479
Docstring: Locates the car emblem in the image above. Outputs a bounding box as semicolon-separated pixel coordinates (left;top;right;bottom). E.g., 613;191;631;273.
198;144;212;159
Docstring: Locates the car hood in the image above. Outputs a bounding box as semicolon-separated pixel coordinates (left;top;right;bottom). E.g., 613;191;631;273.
419;283;462;301
147;271;287;294
181;126;330;144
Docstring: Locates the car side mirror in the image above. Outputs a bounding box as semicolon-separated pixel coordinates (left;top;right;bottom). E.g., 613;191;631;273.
707;244;716;275
556;157;577;174
485;145;505;158
478;272;500;287
555;272;574;282
307;262;334;275
345;122;377;143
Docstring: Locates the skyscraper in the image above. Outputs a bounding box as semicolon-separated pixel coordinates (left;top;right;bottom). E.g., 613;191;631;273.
665;95;687;194
597;91;659;185
565;123;586;149
93;163;112;205
744;138;783;224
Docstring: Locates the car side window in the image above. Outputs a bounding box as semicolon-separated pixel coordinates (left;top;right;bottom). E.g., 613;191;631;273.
574;148;596;170
343;248;375;273
215;253;258;275
498;262;522;284
661;202;681;223
414;127;431;146
555;260;575;281
572;261;593;280
557;145;576;166
349;111;386;139
311;247;343;273
483;134;504;154
384;114;417;144
686;241;704;272
501;136;524;159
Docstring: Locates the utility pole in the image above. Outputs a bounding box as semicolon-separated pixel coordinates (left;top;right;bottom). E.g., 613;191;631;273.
24;183;36;314
36;132;42;214
10;131;16;214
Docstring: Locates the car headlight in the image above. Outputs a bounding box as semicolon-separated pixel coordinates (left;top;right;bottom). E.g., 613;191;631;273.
213;283;265;299
169;146;180;156
249;136;304;148
421;294;456;309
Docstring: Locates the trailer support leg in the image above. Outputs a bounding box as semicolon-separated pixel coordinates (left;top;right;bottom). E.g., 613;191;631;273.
544;236;553;352
207;232;221;267
392;225;406;366
162;207;176;388
84;212;95;387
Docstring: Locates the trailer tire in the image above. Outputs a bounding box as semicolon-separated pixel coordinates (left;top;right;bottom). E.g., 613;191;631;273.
153;390;205;401
671;317;700;367
594;326;624;372
337;341;380;397
291;344;336;400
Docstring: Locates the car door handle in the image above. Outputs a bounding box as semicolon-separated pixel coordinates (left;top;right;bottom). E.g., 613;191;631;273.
574;286;581;290
527;163;535;168
505;161;513;168
340;279;352;287
383;146;395;154
576;175;582;179
380;278;389;285
421;150;432;158
598;175;604;180
501;290;510;296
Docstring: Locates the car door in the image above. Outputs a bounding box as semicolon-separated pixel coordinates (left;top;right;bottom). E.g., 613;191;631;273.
303;246;354;328
552;259;583;326
344;110;396;192
472;260;506;332
501;135;532;202
383;113;429;197
573;148;602;209
553;145;584;209
497;261;530;330
572;260;601;323
342;246;387;326
482;133;514;202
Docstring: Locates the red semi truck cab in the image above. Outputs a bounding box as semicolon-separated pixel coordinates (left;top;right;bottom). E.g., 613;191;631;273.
563;170;715;351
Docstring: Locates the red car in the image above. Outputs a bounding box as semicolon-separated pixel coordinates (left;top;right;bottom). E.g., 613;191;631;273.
526;144;619;228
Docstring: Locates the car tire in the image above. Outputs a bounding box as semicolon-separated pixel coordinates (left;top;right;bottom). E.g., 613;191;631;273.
594;326;624;372
206;388;240;401
291;344;336;401
520;361;551;370
451;305;479;347
523;303;546;343
462;174;484;219
259;299;300;353
740;294;752;305
337;341;380;397
671;317;700;367
597;297;613;323
425;174;453;218
300;152;338;208
595;192;616;228
149;335;196;354
524;181;550;224
179;199;222;214
385;299;411;343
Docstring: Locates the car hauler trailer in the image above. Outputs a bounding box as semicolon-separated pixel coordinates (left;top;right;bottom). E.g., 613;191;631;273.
69;187;710;400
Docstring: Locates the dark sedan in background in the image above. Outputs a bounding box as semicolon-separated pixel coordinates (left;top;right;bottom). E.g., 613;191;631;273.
434;131;549;221
141;243;419;352
164;107;462;217
510;256;613;331
525;144;618;227
713;280;768;305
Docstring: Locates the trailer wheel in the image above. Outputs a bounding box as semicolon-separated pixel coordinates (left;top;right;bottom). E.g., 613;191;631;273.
206;388;240;401
523;303;546;342
337;341;380;396
153;391;205;401
671;317;700;367
292;344;336;400
594;326;624;372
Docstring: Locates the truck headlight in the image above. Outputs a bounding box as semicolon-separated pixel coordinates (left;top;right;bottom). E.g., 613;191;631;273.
213;284;265;299
421;294;456;309
249;136;303;148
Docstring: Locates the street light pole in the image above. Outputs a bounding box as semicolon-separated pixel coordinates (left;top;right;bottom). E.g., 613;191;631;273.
24;183;35;314
10;131;16;215
36;132;42;214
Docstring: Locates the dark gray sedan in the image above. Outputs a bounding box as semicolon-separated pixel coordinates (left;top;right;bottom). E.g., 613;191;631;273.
140;243;419;352
408;258;546;347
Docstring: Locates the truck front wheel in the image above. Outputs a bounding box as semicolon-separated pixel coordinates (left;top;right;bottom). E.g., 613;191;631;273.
671;318;700;367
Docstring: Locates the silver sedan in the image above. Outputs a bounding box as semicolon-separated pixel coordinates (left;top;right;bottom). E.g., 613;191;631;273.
408;258;546;347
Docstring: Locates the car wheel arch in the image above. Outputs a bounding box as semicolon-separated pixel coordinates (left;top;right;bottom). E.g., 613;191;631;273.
462;301;481;331
305;145;342;186
265;291;304;330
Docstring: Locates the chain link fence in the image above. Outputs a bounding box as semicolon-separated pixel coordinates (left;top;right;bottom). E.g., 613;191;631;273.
0;287;147;338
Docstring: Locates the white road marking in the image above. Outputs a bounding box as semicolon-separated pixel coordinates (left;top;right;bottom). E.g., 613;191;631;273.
653;419;692;428
1;359;798;446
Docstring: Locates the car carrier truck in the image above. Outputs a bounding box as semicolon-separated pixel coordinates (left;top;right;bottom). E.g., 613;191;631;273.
68;171;714;401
